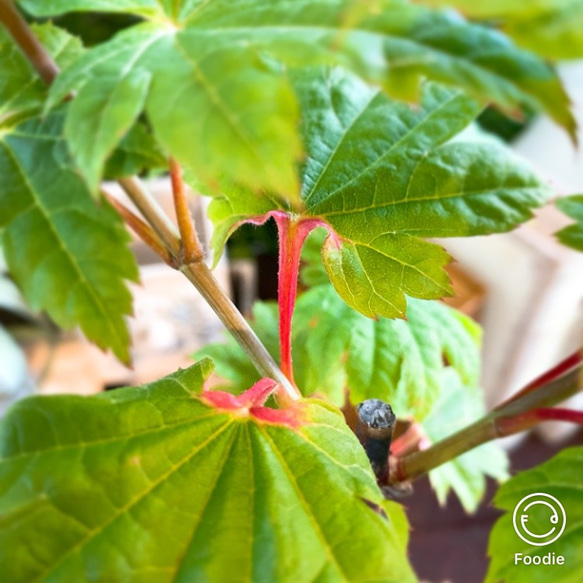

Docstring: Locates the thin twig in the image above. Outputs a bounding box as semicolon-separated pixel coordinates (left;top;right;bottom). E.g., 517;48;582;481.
390;357;582;484
0;0;58;84
116;176;181;256
169;158;204;263
180;262;301;404
496;407;583;435
497;351;582;408
104;191;177;267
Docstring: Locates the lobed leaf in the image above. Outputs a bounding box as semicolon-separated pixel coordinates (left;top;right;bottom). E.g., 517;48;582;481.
24;0;572;196
321;234;452;319
0;359;417;582
180;0;573;130
210;68;549;319
310;73;549;319
0;110;138;363
486;447;583;582
421;368;508;513
555;195;583;251
44;23;302;198
297;71;549;240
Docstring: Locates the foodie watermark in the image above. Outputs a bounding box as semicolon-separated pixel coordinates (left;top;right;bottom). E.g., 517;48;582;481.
513;493;567;566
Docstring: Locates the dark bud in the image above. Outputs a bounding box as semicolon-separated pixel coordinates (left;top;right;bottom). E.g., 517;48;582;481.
357;399;396;483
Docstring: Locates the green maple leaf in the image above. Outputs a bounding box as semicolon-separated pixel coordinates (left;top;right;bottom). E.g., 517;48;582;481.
423;0;583;60
421;368;508;513
211;68;550;318
503;1;583;60
0;24;158;363
1;22;166;185
43;17;302;196
556;195;583;251
0;359;417;582
197;284;481;420
486;447;583;582
0;110;139;363
19;0;574;194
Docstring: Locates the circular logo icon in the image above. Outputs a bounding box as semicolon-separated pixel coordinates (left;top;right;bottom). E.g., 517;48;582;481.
513;493;566;546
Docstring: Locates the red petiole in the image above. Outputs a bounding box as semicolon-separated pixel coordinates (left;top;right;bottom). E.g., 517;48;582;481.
496;407;583;435
496;350;582;409
243;211;330;387
273;213;326;383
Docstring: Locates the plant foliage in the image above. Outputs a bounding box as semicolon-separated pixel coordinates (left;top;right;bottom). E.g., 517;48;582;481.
19;0;575;198
210;68;550;319
424;0;583;59
0;25;139;363
198;287;508;512
198;284;480;416
0;1;579;581
0;360;416;582
556;195;583;251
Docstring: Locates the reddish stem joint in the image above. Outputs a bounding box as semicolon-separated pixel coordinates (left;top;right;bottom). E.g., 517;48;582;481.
201;378;306;428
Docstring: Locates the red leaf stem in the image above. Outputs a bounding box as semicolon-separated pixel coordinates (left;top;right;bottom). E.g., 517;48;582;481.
238;210;343;386
496;407;583;435
243;210;330;384
273;213;325;383
496;350;582;410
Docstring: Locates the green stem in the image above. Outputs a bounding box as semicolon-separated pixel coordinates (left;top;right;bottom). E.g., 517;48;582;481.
104;190;177;268
117;176;181;256
391;354;582;483
180;262;300;404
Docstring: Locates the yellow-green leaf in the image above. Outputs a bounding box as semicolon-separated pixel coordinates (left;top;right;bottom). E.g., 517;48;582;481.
0;111;138;362
0;359;417;582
